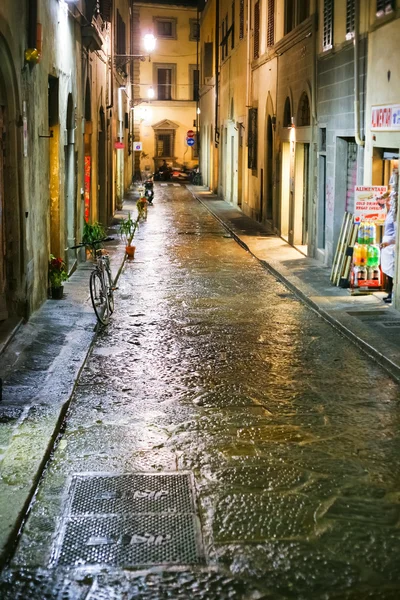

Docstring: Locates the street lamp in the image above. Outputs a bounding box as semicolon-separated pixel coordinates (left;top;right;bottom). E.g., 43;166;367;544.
115;33;156;66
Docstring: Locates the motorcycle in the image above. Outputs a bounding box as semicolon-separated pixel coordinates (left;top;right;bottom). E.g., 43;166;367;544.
144;177;154;204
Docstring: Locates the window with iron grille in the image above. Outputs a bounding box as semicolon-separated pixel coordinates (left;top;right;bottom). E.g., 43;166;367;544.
254;1;260;59
346;0;355;37
239;0;245;39
156;132;174;157
248;107;258;169
376;0;395;16
267;0;275;47
323;0;334;51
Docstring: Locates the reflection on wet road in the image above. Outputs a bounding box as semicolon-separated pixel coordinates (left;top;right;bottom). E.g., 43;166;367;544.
2;184;400;599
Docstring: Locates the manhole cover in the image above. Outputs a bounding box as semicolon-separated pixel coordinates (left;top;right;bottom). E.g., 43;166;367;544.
56;514;200;566
69;473;193;515
54;473;201;567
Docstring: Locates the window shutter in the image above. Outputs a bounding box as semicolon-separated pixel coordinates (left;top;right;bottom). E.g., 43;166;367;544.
267;0;275;47
346;0;355;36
254;1;260;59
248;108;258;170
239;0;244;39
99;0;112;22
323;0;334;51
204;42;213;78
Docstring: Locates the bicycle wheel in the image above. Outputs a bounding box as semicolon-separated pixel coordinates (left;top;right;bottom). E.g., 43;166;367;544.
90;270;109;325
105;263;115;314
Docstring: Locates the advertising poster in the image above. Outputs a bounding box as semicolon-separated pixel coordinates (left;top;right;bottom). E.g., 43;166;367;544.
353;186;388;225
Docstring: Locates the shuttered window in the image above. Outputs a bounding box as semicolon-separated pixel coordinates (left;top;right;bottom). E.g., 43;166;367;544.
254;1;260;59
99;0;112;22
323;0;334;51
376;1;395;17
248;108;258;170
204;42;213;79
267;0;275;47
346;0;355;37
239;0;245;39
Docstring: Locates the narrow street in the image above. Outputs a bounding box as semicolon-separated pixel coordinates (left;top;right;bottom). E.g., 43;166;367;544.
1;183;400;599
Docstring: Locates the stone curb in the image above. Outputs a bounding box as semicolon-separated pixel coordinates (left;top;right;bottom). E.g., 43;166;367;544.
191;187;400;384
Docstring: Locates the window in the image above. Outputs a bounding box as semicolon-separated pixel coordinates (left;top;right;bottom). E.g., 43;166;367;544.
298;92;310;126
267;0;275;47
116;10;126;71
231;1;235;49
346;0;355;38
323;0;334;51
221;15;228;61
376;1;395;17
99;0;112;22
157;68;172;100
189;19;200;41
285;0;310;35
154;17;177;39
204;42;213;79
157;133;172;157
239;0;245;39
248;107;258;169
283;97;291;127
254;1;260;59
189;65;199;101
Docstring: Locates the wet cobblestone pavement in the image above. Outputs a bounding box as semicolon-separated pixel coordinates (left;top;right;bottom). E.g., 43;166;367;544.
1;184;400;599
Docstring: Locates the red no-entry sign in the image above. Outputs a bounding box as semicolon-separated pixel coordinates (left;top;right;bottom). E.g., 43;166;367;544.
187;129;195;138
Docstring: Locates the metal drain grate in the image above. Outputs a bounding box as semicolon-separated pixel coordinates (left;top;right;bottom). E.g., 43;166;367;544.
69;473;193;515
57;514;199;566
379;321;400;328
54;473;201;567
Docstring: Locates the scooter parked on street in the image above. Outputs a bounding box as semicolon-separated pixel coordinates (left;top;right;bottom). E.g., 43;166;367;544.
144;177;154;204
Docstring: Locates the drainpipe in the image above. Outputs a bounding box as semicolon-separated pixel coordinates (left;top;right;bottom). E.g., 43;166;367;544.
215;0;219;146
354;0;365;147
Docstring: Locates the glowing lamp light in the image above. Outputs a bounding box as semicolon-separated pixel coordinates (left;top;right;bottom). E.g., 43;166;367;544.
143;33;156;53
197;107;201;115
147;86;155;99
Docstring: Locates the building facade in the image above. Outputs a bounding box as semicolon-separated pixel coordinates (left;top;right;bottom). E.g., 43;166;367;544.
133;0;199;178
0;0;134;324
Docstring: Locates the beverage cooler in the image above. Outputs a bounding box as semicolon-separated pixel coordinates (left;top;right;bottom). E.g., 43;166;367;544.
351;222;381;291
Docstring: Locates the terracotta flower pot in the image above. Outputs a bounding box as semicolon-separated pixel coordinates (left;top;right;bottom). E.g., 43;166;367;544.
125;245;136;259
51;286;64;299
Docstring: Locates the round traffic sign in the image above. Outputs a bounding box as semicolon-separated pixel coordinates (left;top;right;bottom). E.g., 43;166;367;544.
187;137;195;146
187;129;195;138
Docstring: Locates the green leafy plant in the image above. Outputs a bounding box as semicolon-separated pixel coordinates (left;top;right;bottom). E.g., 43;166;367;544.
119;212;139;247
82;221;106;246
48;255;68;288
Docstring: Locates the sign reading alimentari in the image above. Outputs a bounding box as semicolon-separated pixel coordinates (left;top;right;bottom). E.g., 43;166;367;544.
371;104;400;130
354;186;388;225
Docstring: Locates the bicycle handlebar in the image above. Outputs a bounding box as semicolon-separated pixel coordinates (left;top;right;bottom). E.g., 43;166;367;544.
68;236;114;250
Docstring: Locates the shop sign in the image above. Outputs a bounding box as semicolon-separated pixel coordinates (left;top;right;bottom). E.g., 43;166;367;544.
134;142;142;151
354;186;388;225
114;141;124;149
371;104;400;130
84;155;91;223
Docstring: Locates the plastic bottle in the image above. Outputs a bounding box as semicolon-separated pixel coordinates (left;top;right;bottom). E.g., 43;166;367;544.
359;244;368;266
368;223;376;245
357;223;365;245
367;245;379;268
353;244;361;266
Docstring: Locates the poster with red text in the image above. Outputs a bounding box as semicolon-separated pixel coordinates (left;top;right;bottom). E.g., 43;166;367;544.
353;186;387;225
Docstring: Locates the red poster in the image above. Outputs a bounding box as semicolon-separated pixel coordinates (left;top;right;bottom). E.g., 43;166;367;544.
84;155;91;222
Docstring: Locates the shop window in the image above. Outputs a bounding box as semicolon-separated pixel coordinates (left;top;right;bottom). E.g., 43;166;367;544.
248;107;258;170
346;0;355;39
267;0;275;47
323;0;334;51
254;1;260;59
283;97;292;128
298;92;310;126
376;1;395;17
189;19;199;41
239;0;245;39
154;17;177;39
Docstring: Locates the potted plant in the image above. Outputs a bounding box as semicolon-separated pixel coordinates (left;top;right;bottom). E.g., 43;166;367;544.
48;255;68;299
82;221;106;256
137;196;148;221
119;212;139;258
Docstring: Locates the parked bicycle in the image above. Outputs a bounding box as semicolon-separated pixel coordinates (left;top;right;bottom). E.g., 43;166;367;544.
69;236;115;325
